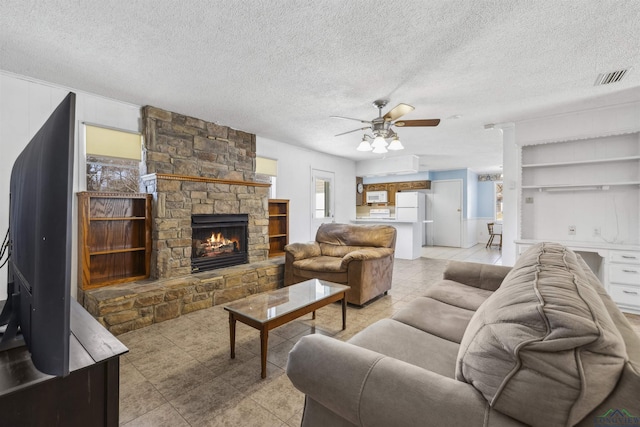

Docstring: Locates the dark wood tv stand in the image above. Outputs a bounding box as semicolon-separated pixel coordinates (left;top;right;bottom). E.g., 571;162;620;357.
0;300;128;426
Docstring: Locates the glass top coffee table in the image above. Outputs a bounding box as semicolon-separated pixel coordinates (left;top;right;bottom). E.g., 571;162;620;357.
224;279;350;378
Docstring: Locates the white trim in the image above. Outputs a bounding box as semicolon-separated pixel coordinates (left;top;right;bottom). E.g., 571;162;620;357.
0;70;141;109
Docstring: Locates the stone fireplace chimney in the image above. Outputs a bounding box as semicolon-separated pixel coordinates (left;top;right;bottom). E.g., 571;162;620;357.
140;106;270;279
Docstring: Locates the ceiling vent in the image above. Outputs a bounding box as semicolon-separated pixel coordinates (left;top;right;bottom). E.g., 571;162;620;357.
594;69;629;86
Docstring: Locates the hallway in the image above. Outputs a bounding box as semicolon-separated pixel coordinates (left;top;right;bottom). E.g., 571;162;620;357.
421;243;503;265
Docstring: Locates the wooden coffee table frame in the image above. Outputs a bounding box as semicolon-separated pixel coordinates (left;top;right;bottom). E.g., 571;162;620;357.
225;287;348;379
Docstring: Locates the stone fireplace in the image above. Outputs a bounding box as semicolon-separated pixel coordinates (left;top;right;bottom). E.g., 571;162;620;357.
140;106;271;279
81;106;284;335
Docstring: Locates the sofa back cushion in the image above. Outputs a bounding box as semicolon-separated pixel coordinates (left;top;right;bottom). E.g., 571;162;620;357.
455;242;626;427
319;243;371;258
315;224;396;253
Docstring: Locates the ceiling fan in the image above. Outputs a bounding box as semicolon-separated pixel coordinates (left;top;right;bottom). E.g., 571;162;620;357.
331;99;440;153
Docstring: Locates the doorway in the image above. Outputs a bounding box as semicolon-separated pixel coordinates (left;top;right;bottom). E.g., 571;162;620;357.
310;169;335;238
432;179;462;247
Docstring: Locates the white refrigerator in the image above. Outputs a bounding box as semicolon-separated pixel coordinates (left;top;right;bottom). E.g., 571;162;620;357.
395;191;426;220
396;190;427;239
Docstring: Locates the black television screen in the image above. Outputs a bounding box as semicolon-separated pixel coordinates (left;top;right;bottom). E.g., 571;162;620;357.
3;92;75;376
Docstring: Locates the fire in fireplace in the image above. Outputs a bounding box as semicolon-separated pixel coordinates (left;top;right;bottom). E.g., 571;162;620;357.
191;214;248;272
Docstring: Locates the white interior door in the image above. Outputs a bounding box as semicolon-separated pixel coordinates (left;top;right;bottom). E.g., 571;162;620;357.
432;180;462;247
310;169;335;238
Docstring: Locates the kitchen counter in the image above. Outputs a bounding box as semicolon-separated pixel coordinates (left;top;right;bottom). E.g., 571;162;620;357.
353;217;416;223
351;218;423;260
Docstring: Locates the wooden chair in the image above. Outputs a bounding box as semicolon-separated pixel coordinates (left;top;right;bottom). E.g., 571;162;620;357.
486;222;502;249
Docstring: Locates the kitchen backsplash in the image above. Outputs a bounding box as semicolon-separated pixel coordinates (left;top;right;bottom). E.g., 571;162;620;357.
356;205;396;218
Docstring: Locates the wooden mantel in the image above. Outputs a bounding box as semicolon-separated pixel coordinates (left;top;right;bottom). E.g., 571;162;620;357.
143;173;271;187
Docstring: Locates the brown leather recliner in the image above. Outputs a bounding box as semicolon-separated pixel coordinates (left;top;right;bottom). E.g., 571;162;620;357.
284;223;397;306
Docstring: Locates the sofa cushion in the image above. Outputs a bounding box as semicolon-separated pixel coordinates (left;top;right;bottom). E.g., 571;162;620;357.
291;256;348;283
455;242;627;427
319;243;370;258
348;318;460;378
392;296;475;343
316;223;396;248
443;260;512;291
293;256;346;273
423;280;494;311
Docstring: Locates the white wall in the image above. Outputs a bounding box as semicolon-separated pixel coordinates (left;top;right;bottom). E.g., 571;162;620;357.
462;219;478;248
514;101;640;146
501;124;518;266
256;137;356;243
0;71;141;300
463;170;479;248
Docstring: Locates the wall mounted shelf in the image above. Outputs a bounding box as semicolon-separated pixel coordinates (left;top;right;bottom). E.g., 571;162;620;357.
522;155;640;168
522;182;640;191
519;131;639;258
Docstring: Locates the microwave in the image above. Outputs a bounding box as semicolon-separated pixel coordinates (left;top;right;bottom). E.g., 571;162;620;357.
366;190;388;203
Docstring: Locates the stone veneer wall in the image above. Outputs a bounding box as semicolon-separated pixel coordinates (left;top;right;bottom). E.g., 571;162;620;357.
84;259;284;335
140;106;270;279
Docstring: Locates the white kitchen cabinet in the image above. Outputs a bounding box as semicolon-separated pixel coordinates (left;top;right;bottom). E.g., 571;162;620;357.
609;250;640;313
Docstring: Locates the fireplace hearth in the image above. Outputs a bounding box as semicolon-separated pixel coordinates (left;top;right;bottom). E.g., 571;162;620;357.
192;214;249;273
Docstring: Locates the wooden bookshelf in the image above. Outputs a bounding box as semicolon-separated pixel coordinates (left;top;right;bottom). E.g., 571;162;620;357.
268;199;289;257
78;192;152;290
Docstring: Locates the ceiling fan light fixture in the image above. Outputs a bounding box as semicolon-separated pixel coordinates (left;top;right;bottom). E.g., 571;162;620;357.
372;145;388;154
387;136;404;150
371;135;387;148
356;138;372;151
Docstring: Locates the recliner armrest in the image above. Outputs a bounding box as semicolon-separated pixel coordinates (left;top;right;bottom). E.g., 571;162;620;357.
443;260;512;291
340;247;394;268
284;242;321;260
287;335;510;427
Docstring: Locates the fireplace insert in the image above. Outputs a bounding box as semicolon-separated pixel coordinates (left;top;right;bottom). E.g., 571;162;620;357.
191;214;248;272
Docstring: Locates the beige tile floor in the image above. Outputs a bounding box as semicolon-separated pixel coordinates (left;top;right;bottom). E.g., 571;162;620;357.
118;244;640;426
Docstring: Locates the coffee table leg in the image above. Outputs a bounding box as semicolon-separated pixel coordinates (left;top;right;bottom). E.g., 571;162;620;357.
312;310;316;320
341;293;347;330
260;327;268;379
229;313;236;359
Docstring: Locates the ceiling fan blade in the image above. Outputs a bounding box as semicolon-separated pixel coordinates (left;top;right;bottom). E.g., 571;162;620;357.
394;119;441;127
383;103;414;121
335;126;370;137
330;115;372;124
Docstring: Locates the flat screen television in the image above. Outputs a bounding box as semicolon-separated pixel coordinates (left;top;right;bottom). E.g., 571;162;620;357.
0;92;75;376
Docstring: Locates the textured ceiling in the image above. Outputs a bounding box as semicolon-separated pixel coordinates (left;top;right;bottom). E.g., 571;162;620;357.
1;1;640;173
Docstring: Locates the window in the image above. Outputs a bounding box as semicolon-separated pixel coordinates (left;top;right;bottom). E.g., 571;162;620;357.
495;182;503;221
314;177;331;218
256;157;278;199
311;169;335;237
86;156;140;193
85;125;142;193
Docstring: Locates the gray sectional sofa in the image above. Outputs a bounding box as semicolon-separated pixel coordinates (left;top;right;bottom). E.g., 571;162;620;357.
287;242;640;427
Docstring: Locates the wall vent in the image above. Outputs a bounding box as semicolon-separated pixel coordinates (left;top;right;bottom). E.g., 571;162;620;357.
594;69;629;86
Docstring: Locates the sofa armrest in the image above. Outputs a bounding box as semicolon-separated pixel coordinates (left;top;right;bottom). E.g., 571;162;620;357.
284;242;321;260
340;247;394;268
443;260;512;291
287;335;502;427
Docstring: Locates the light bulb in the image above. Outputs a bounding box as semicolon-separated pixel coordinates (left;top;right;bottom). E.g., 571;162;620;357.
388;137;404;150
371;135;387;148
372;145;388;154
356;139;372;151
